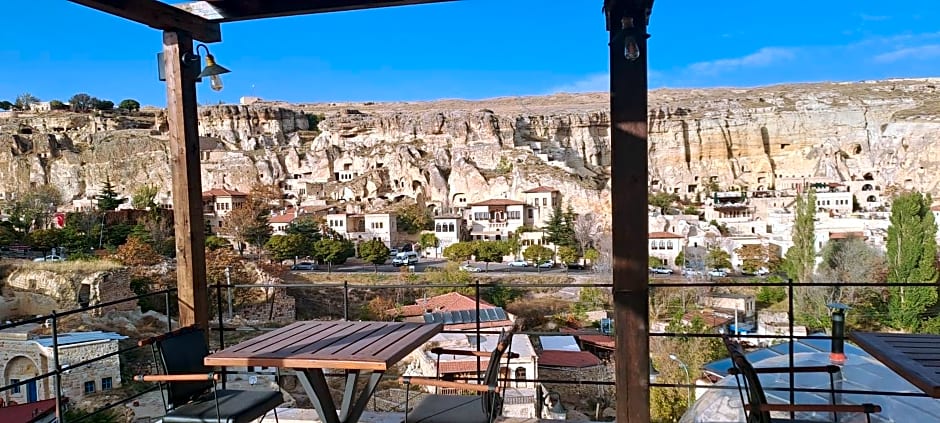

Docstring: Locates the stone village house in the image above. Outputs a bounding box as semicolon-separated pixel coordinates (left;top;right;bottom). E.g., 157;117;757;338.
1;329;125;406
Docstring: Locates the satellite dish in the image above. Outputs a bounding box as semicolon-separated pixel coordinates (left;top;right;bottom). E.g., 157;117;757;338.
249;376;258;385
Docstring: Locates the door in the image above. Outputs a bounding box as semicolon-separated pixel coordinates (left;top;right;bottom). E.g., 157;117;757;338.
26;380;38;403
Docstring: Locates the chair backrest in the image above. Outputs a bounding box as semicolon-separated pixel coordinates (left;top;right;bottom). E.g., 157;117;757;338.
481;329;514;417
155;327;213;408
721;334;771;423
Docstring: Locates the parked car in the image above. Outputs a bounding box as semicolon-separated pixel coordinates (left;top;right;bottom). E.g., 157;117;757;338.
291;262;317;271
708;269;728;277
34;255;64;262
459;264;482;272
389;249;400;258
537;261;554;269
566;263;585;270
682;268;703;277
507;260;528;267
649;266;673;274
392;251;419;267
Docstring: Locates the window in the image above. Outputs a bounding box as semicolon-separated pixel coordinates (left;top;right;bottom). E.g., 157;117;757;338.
448;223;455;232
436;224;441;232
509;211;521;220
84;381;96;394
10;379;20;394
527;209;534;219
542;198;547;206
101;377;113;391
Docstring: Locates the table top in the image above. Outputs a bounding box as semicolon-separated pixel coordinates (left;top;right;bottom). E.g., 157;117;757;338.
205;321;443;371
850;331;940;398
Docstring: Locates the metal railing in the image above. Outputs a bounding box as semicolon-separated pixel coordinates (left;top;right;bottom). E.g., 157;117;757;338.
2;270;935;421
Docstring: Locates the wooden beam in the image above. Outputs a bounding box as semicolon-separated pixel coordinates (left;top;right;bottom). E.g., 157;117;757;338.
68;0;221;42
609;1;651;422
163;31;210;334
176;0;455;23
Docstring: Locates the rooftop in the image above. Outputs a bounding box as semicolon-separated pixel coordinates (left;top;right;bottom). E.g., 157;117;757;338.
203;188;248;197
538;350;603;368
649;231;684;239
398;292;496;317
35;331;127;348
523;186;559;193
467;199;526;207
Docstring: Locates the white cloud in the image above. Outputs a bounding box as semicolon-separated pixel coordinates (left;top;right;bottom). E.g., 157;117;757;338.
873;44;940;63
548;70;665;94
688;47;797;75
548;73;609;93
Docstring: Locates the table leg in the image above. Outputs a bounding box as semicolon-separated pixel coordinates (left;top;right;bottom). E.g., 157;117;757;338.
343;371;384;423
295;369;340;423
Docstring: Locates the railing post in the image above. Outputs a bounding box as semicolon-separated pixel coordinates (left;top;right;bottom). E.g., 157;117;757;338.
343;281;349;321
475;278;482;383
165;290;173;332
216;281;226;390
51;311;64;423
788;278;795;419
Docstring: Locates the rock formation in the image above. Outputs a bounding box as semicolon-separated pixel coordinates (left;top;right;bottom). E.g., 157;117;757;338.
2;78;940;222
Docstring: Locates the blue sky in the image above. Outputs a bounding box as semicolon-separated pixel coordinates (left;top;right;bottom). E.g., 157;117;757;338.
1;1;938;106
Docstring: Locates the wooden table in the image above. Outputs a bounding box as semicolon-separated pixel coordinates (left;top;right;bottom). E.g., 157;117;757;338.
205;321;443;423
850;332;940;398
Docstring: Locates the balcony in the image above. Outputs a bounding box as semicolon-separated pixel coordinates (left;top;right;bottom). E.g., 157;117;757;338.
1;273;937;423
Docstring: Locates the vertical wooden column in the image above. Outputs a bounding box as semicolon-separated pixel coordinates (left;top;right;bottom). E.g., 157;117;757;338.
163;31;209;333
609;1;651;422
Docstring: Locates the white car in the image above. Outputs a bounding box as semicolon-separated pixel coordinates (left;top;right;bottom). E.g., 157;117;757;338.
507;260;528;267
649;266;673;274
708;269;728;277
459;264;482;272
537;261;554;269
34;255;64;262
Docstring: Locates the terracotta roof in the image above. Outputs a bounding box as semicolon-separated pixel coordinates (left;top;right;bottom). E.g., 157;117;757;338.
398;292;496;317
203;188;248;197
682;311;733;328
561;328;615;349
439;359;490;374
649;231;683;239
434;215;463;219
829;231;866;240
467;199;526;207
523;186;558;193
538;350;602;368
931;204;940;212
0;398;58;423
269;212;297;224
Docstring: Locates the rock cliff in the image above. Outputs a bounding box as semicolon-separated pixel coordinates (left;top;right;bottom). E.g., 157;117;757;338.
2;78;939;221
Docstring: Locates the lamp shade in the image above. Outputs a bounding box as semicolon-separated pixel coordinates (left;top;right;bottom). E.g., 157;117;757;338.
198;53;231;78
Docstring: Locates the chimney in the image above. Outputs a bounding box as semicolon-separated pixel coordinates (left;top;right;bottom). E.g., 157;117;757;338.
828;302;849;364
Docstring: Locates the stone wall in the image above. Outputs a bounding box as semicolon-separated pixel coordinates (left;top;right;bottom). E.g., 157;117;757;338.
236;287;295;323
538;364;613;413
4;268;137;316
0;337;121;405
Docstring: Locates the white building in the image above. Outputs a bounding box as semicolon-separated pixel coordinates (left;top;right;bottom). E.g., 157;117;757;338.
202;188;249;235
325;212;397;247
432;215;466;254
466;199;526;241
648;232;684;267
522;186;561;228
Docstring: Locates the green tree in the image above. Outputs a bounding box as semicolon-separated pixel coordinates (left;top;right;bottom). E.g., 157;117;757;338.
545;203;576;251
312;238;355;272
523;244;554;272
358;239;390;272
648;191;679;213
443;241;477;263
584;248;600;265
396;204;433;234
48;99;68;110
29;228;63;254
558;245;579;270
205;235;231;251
131;184;160;210
14;93;38;110
69;93;94;112
419;232;438;256
485;282;521;308
474;240;507;271
0;100;12;110
92;98;114;111
648;256;664;268
96;177;126;211
118;98;141;112
706;246;731;270
735;244;782;274
7;185;64;233
784;188;817;282
886;191;939;332
265;234;307;263
503;234;522;260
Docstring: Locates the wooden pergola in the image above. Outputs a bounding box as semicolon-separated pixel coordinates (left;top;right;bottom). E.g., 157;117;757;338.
66;1;653;421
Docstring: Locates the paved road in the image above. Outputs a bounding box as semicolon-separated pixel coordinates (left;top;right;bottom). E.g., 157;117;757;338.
291;258;581;275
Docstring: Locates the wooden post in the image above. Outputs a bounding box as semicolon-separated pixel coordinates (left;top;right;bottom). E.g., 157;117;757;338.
609;2;651;422
163;31;209;333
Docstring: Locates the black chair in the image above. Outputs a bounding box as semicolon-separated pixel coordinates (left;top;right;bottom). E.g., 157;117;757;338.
399;329;518;423
136;326;283;423
722;334;881;423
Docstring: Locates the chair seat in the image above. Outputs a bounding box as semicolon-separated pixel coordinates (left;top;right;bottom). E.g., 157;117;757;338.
163;389;282;423
406;394;489;423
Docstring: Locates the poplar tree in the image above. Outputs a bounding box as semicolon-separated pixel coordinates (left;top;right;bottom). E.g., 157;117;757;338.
886;191;939;332
785;188;816;282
